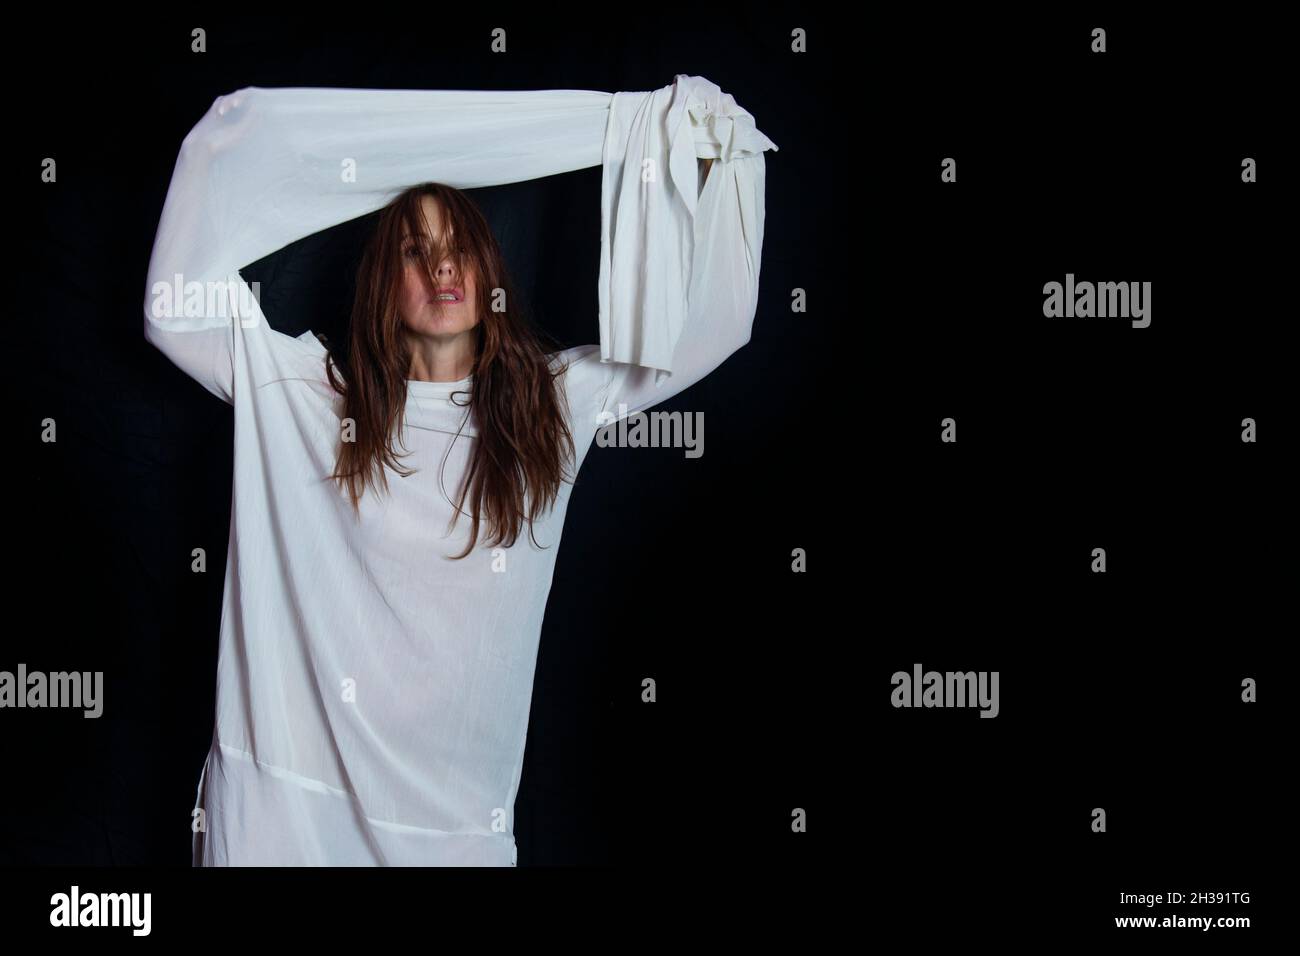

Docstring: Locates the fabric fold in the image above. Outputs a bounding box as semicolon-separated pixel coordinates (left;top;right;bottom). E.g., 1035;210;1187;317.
598;74;777;385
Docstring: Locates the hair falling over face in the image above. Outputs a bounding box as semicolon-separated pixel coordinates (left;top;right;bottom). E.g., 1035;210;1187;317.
323;183;579;558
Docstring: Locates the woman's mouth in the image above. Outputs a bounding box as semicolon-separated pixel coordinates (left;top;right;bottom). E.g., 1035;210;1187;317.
432;287;463;303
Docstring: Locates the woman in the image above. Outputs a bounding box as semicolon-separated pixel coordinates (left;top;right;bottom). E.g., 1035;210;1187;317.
143;78;776;865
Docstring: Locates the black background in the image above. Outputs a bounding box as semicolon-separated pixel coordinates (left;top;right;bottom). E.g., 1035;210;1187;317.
6;5;826;898
869;9;1287;944
2;7;1288;944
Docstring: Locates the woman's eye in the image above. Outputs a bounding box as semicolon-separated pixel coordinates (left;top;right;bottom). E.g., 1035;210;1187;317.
404;245;462;259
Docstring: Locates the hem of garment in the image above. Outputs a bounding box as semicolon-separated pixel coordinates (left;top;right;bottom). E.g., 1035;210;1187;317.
192;739;518;866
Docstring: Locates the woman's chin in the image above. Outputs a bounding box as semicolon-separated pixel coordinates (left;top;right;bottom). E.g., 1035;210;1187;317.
416;313;476;335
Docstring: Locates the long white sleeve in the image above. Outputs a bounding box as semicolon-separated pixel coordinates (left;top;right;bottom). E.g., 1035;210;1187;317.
577;75;777;429
142;85;612;403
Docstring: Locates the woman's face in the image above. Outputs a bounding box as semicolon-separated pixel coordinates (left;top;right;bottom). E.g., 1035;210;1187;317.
398;195;479;338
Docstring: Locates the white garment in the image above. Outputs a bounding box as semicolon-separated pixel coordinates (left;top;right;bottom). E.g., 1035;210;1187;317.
143;75;776;865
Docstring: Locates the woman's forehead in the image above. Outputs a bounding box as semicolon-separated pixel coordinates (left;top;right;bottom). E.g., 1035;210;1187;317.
404;224;455;242
422;195;451;228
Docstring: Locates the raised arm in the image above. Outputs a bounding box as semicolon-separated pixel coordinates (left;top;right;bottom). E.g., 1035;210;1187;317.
143;85;612;403
567;75;778;430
